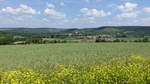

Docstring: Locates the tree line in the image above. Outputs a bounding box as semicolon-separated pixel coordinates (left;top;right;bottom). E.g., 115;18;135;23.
0;35;68;45
0;35;150;45
95;38;150;43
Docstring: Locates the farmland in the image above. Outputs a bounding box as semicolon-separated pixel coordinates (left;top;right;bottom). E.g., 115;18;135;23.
0;43;149;67
0;43;150;84
0;43;150;83
0;0;150;83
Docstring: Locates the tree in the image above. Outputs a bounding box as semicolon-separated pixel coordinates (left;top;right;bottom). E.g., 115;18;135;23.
113;39;121;42
0;35;14;45
95;38;107;42
25;37;42;44
143;37;149;42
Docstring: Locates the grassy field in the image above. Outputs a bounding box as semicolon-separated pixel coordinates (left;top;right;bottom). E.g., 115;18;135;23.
0;43;149;68
0;43;150;84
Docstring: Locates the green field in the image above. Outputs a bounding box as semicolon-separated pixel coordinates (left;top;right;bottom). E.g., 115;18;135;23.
0;43;150;84
0;43;149;68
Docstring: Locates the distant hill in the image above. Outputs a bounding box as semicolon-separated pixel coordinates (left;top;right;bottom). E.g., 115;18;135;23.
63;26;150;37
0;26;150;38
0;28;65;37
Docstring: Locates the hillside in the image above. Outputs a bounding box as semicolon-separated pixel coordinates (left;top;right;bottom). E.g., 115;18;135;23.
0;26;150;38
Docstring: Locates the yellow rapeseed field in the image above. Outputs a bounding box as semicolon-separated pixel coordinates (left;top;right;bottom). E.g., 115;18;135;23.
0;56;149;84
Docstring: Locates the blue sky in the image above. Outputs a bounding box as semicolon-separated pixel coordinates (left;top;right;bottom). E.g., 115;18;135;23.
0;0;150;28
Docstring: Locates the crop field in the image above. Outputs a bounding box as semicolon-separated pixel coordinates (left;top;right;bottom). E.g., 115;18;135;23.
0;43;150;84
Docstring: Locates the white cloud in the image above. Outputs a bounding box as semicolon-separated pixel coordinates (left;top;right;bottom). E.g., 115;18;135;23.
117;12;138;19
117;2;137;12
47;3;55;8
44;8;66;19
143;7;150;13
133;17;150;26
60;2;65;6
45;2;66;19
0;15;36;27
68;8;111;27
1;4;39;15
79;8;111;18
1;7;16;14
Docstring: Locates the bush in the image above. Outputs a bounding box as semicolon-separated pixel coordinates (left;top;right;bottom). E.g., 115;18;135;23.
42;39;68;44
143;37;149;42
113;39;121;42
0;35;14;45
96;38;107;42
25;37;42;44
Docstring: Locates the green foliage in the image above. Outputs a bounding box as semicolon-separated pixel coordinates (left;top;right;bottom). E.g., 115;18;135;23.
96;38;108;42
143;37;149;42
25;37;42;44
96;38;150;43
42;39;67;44
113;39;121;42
100;28;120;34
0;35;14;45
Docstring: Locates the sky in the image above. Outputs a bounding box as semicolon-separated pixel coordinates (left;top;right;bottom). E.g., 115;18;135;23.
0;0;150;28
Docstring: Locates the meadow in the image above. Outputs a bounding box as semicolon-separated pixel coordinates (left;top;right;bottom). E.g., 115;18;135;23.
0;43;150;84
